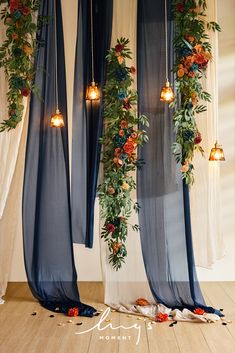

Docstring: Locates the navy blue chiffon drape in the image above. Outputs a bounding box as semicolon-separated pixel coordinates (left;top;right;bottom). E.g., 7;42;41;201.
71;0;113;247
137;0;222;315
22;0;95;316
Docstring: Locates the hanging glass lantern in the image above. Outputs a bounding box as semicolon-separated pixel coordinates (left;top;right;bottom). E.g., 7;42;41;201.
209;141;225;161
160;79;174;103
50;109;65;128
86;81;100;100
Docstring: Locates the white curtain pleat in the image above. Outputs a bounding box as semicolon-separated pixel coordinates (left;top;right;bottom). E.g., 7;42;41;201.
190;0;225;268
0;13;29;300
100;0;155;307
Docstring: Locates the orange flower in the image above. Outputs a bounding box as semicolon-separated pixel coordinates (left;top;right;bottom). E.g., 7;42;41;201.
194;44;203;53
181;161;189;173
188;71;196;78
23;44;33;56
68;307;79;317
156;313;168;322
123;141;135;155
185;35;195;43
130;66;136;74
177;68;185;78
119;129;125;137
136;298;150;306
118;56;124;64
203;51;212;61
122;182;129;190
194;308;205;315
108;186;115;195
120;120;128;129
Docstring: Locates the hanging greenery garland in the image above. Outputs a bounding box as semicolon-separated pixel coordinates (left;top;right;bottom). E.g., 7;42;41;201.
171;0;221;184
0;0;40;132
98;38;149;270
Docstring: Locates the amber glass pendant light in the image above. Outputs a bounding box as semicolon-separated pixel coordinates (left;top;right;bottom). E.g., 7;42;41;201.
50;0;64;128
86;0;100;100
160;0;174;103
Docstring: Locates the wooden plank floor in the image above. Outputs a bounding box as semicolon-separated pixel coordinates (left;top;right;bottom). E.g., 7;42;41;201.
0;282;235;353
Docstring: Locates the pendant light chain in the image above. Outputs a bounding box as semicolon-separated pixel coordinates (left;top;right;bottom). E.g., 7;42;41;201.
54;0;59;111
164;0;168;81
90;0;95;83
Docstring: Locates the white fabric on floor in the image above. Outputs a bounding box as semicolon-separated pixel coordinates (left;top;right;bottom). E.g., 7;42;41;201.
190;0;225;268
100;0;155;307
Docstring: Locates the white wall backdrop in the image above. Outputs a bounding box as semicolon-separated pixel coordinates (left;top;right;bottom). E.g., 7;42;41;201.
8;0;235;282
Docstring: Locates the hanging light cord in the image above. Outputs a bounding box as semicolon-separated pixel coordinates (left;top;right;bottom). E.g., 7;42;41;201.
90;0;95;83
54;0;59;110
164;0;168;81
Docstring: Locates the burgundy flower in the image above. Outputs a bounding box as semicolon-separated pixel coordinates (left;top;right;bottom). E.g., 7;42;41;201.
176;3;184;13
115;44;124;52
106;223;116;233
21;6;31;16
21;87;30;97
194;132;202;144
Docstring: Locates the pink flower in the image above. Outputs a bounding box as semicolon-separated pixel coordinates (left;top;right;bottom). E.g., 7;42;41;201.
106;223;116;233
181;162;189;173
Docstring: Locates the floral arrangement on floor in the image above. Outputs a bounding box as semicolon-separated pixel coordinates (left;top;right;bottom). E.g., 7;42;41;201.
171;0;221;184
0;0;40;132
98;38;149;271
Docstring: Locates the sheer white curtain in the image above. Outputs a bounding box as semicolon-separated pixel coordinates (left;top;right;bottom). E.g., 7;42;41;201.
100;0;155;308
0;15;29;301
190;0;225;268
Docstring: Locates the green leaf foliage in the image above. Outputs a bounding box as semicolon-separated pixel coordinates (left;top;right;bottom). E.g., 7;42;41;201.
0;0;41;132
172;0;221;184
98;38;149;270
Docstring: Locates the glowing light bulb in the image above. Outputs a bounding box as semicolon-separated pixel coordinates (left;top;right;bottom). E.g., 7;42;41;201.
209;141;225;161
160;79;174;103
50;109;65;128
86;81;100;100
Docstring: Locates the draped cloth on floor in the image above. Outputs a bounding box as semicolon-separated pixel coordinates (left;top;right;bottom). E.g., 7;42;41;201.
137;0;222;315
22;0;95;317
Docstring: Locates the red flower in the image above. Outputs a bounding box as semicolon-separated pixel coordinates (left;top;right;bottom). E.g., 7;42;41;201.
194;308;205;315
176;3;184;13
119;129;125;137
194;53;208;65
115;44;124;52
136;298;150;306
10;0;21;13
156;312;169;322
21;6;31;16
106;223;116;233
194;132;202;144
68;307;79;317
21;87;30;97
123;99;131;110
123;141;135;155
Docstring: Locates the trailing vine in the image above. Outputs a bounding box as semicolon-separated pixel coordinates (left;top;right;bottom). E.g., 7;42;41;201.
0;0;40;132
171;0;221;184
98;38;149;270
